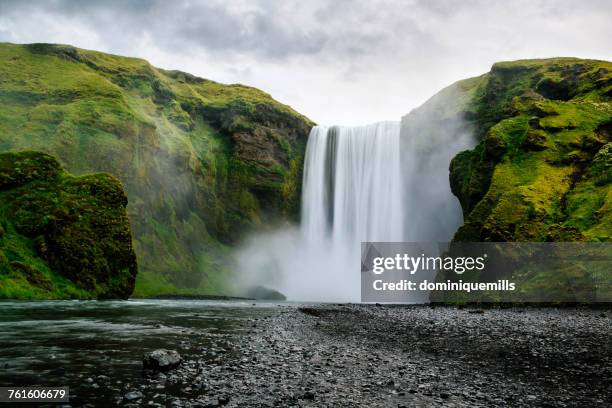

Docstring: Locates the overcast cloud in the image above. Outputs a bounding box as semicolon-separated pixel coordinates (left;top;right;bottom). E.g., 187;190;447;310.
0;0;610;125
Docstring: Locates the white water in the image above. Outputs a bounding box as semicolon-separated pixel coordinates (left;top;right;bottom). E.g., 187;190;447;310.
237;115;473;302
302;122;403;245
237;122;403;301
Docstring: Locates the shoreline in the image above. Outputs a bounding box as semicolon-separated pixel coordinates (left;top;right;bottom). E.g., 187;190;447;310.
111;304;610;407
130;294;255;301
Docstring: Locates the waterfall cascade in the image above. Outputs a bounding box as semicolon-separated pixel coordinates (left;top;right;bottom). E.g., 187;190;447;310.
237;115;474;302
302;122;403;246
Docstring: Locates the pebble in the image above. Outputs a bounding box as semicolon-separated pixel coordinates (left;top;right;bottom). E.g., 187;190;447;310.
123;391;143;401
67;305;612;407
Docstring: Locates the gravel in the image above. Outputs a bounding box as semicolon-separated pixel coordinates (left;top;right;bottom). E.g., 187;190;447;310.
111;305;611;407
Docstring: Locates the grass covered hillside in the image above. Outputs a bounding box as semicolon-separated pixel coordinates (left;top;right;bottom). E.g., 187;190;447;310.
0;151;137;299
429;58;612;302
0;43;314;296
451;58;611;242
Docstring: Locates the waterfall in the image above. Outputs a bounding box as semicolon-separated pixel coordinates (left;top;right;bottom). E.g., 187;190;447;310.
236;111;474;302
237;122;404;302
302;122;404;246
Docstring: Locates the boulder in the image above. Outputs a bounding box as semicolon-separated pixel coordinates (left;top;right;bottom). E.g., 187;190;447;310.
143;349;182;371
123;391;143;402
244;285;286;300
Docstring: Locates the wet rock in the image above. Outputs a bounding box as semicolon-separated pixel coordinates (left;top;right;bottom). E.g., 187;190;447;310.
48;367;66;377
303;391;315;400
143;349;182;371
123;390;143;401
298;307;324;317
87;304;611;407
244;285;286;300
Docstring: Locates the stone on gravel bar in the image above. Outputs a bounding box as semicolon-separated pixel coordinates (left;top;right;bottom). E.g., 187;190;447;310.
123;390;143;401
143;349;182;371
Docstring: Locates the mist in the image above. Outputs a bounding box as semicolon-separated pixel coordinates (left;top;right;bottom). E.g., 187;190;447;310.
235;227;359;302
400;82;477;242
234;81;476;302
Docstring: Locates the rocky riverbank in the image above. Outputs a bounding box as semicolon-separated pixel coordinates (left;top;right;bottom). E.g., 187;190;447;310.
107;304;611;408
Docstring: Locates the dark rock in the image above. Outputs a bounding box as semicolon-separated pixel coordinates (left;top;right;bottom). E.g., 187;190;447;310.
484;131;506;160
528;116;541;129
123;391;143;401
244;285;286;300
298;307;324;317
523;130;548;151
143;349;182;371
48;367;66;377
303;391;315;400
535;76;574;101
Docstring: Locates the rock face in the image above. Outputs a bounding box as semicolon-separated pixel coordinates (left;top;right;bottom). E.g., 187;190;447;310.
0;151;137;299
143;349;182;371
425;58;612;302
449;58;611;242
0;43;314;295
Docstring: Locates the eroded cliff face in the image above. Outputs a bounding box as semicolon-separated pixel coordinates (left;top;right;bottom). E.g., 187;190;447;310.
450;58;611;242
0;151;137;299
0;43;314;295
426;58;611;303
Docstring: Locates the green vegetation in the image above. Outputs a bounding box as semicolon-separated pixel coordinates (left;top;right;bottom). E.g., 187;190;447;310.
0;151;137;299
451;58;612;242
432;57;612;302
4;43;607;302
0;43;313;297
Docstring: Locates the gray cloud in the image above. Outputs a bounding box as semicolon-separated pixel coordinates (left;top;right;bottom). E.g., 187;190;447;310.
0;0;445;61
0;0;611;124
0;0;329;59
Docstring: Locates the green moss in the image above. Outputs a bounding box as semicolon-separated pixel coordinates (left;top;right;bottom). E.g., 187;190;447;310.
0;151;137;299
435;57;612;302
0;151;62;187
451;58;612;244
0;42;314;296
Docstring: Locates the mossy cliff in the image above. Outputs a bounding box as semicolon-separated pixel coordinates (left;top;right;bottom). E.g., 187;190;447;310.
0;151;137;299
450;58;611;242
0;43;313;296
429;58;612;302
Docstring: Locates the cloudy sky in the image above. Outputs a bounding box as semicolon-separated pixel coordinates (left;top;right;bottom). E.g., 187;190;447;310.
0;0;610;125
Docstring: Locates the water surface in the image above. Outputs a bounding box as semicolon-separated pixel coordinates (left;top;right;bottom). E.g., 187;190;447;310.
0;299;282;405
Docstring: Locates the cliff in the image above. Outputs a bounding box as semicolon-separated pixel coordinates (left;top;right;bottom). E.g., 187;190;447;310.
450;58;611;242
0;151;137;299
0;43;314;296
430;58;612;302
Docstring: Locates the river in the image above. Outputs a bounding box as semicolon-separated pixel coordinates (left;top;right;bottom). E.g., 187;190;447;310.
0;299;281;406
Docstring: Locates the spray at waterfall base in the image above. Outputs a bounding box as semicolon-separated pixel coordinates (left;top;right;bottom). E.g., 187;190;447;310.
236;120;473;302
